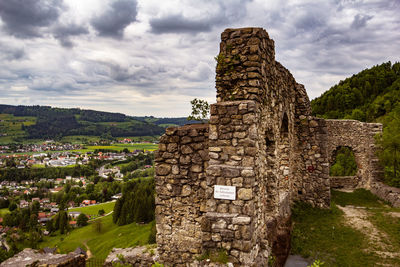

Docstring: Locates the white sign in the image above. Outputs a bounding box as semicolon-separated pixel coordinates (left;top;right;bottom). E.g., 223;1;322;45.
214;185;236;200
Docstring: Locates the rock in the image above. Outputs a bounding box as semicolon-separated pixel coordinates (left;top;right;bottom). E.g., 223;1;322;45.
237;188;253;200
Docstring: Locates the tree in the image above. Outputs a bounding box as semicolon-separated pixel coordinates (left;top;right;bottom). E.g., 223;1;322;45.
56;211;69;234
113;198;122;224
330;147;357;176
31;201;40;215
98;209;105;216
46;219;54;233
376;110;400;187
187;98;210;122
8;202;17;211
77;213;88;227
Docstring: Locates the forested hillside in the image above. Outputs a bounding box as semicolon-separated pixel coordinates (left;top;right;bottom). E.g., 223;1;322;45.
311;62;400;121
311;62;400;187
0;105;165;140
133;116;193;127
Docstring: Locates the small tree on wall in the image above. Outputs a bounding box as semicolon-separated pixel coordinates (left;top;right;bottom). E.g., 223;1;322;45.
187;98;210;123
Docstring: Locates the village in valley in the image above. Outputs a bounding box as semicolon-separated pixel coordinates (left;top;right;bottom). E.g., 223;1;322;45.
0;138;156;258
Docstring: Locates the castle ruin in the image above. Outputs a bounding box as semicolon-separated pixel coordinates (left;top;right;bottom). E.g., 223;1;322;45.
155;27;384;266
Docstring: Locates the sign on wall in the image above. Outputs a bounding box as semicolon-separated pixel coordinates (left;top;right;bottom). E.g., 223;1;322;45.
214;185;236;200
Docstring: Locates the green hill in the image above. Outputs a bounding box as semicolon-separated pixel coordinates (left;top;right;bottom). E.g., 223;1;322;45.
311;61;400;187
0;105;191;143
311;62;400;121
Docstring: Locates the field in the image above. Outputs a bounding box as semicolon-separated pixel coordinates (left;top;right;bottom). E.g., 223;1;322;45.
68;201;115;216
0;112;161;145
39;214;152;261
0;143;158;156
0;208;10;217
86;143;158;151
0;114;36;143
291;189;400;266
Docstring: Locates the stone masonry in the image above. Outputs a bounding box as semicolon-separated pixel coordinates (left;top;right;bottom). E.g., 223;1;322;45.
0;248;86;267
155;27;385;266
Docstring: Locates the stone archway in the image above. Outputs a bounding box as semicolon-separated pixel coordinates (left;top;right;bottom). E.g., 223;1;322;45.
325;120;383;189
329;146;360;189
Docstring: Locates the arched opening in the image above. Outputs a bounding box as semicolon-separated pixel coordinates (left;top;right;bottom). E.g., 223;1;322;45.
278;113;290;192
330;146;357;176
281;113;289;136
265;129;276;212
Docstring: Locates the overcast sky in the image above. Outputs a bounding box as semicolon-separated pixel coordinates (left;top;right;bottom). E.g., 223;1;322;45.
0;0;399;117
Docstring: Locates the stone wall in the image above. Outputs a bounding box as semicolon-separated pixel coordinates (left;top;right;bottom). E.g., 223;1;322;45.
0;248;85;267
330;176;359;189
104;246;158;267
292;116;330;208
371;181;400;207
154;27;385;267
203;100;265;265
325;120;384;188
155;123;209;266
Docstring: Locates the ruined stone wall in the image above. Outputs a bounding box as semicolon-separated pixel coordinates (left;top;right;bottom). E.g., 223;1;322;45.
0;248;85;267
292;116;330;208
370;182;400;207
155;124;209;266
330;176;359;189
155;27;380;267
325;120;383;188
203;100;266;265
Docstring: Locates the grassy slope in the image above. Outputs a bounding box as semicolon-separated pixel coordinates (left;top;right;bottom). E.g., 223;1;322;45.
0;208;10;217
291;189;400;266
68;201;115;216
40;214;151;261
0;112;162;145
0;114;36;143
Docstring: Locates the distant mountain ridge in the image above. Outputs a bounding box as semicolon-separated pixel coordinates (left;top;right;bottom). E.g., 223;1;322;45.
0;104;189;141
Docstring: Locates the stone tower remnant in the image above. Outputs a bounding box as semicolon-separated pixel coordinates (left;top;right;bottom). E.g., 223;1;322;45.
155;27;383;266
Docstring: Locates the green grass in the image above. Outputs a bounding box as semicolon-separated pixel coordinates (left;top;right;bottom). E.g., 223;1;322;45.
68;201;115;216
291;189;400;266
86;143;158;152
0;114;36;144
31;164;45;168
116;136;159;142
0;208;10;217
40;215;152;261
331;188;385;208
0;143;158;156
60;135;102;144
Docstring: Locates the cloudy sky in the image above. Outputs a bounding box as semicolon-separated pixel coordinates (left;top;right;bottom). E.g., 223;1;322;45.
0;0;399;117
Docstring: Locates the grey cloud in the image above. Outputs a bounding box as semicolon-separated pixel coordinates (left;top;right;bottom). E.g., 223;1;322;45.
0;43;25;60
0;0;63;38
150;14;212;34
150;0;250;34
295;13;326;32
91;0;137;38
351;14;373;29
53;24;89;48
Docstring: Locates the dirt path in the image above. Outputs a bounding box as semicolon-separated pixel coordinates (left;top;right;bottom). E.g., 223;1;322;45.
83;241;93;259
338;205;400;261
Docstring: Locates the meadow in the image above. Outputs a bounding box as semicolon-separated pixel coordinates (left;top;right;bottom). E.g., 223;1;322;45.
291;189;400;266
39;214;152;261
0;114;36;144
68;201;116;216
0;143;158;156
0;208;10;217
